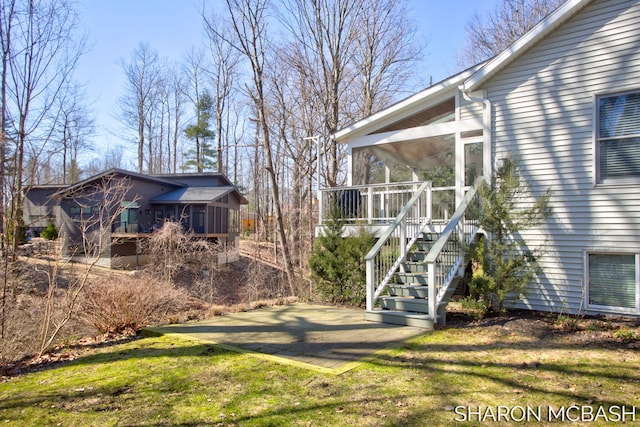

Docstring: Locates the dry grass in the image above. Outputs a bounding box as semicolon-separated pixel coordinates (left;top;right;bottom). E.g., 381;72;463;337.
0;250;299;367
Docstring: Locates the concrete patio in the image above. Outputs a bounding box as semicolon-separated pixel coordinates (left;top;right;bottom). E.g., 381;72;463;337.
145;303;429;374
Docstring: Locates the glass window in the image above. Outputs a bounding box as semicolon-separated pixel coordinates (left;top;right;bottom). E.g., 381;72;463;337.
597;91;640;182
352;134;455;186
192;206;205;233
588;253;637;310
465;141;483;186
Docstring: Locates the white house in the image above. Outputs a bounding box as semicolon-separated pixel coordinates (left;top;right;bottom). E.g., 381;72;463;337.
319;0;640;328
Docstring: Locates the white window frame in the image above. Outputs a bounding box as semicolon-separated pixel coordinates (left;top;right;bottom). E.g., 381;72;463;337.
594;89;640;186
585;251;640;314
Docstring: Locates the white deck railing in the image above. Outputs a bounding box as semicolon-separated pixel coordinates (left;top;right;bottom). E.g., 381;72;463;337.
318;181;455;225
363;181;433;311
357;177;484;324
426;177;484;324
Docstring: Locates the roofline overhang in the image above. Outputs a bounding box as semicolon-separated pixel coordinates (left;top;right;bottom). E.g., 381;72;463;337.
152;172;233;186
52;168;182;198
149;187;249;205
332;63;486;143
462;0;593;92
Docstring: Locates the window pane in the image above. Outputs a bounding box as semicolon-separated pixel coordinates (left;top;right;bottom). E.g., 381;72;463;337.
353;134;455;186
589;254;636;309
599;137;640;179
465;142;483;186
599;93;640;138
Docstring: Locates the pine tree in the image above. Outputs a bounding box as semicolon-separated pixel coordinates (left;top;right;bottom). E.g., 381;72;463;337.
470;156;552;312
308;210;375;306
183;92;216;172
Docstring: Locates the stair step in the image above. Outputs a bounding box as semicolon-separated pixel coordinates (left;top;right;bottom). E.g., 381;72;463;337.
393;273;429;285
414;240;433;252
366;310;434;329
380;297;430;313
413;240;459;253
387;284;429;298
420;232;438;241
406;251;428;262
401;261;427;273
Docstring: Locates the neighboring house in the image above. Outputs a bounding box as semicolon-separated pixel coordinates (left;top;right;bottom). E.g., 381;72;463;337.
24;169;248;268
318;0;640;328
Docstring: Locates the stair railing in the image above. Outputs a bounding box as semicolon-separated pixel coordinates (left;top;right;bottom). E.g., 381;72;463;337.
364;181;432;311
426;177;485;324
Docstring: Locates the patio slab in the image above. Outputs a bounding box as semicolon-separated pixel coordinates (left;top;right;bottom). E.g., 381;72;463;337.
145;303;429;374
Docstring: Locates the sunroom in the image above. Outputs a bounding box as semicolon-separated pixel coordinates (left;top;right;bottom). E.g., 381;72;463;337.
318;67;490;236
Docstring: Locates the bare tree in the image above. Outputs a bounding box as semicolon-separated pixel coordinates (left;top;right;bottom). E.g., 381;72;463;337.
167;66;187;173
3;0;86;253
457;0;565;68
0;0;17;245
203;19;242;174
352;0;420;118
181;48;213;173
205;0;298;294
55;84;95;184
117;42;162;173
350;0;421;185
37;174;136;357
84;146;125;178
278;0;364;188
265;55;318;270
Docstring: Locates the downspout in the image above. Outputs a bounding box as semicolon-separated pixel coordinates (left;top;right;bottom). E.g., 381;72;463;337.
461;89;492;181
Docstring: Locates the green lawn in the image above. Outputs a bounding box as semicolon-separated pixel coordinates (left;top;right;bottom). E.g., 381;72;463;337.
1;322;638;426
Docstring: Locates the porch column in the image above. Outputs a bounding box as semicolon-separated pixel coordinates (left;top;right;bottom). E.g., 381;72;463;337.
455;130;464;207
347;145;353;186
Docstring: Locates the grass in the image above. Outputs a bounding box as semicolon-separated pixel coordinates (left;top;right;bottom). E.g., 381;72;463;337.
1;320;639;426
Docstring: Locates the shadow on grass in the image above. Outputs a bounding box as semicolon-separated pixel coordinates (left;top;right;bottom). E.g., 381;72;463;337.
367;336;640;413
2;323;639;426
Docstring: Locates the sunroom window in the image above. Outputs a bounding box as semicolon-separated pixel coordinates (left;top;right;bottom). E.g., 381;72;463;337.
588;253;638;312
596;91;640;183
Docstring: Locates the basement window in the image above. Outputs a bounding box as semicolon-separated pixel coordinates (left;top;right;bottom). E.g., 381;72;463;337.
588;253;639;313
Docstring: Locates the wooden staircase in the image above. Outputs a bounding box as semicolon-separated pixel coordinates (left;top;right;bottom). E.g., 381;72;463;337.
365;232;464;329
363;178;484;330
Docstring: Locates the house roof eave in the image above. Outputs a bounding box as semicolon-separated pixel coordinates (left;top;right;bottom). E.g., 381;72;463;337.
52;168;182;198
332;63;486;143
149;186;248;205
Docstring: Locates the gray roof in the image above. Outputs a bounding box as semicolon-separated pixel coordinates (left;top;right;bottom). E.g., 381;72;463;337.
150;186;246;204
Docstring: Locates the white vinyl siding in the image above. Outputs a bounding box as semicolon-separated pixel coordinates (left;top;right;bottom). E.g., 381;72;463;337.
481;0;640;316
459;93;484;122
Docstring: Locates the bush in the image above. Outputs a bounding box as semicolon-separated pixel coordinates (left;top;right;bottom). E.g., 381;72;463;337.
308;211;375;306
7;217;27;245
81;274;193;334
40;222;58;240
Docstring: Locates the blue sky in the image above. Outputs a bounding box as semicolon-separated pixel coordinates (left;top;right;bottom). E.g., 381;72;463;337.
75;0;498;159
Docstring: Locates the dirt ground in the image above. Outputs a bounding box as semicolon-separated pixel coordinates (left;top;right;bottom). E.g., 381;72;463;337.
445;305;640;350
